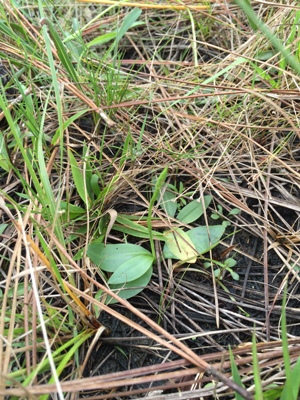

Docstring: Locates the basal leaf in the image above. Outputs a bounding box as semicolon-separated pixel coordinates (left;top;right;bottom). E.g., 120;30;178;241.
160;188;177;218
176;195;212;224
187;222;227;254
163;228;197;263
108;254;153;284
0;131;12;172
68;149;89;205
107;266;153;304
87;242;152;272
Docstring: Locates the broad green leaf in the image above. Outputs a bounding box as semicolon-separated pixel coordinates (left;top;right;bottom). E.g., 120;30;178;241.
176;195;212;224
0;131;12;172
163;228;197;263
68;149;89;205
59;201;85;220
107;266;153;303
230;270;239;281
116;8;142;45
0;223;8;235
87;242;152;272
108;254;153;284
228;208;241;216
90;174;101;197
187;222;228;254
160;188;177;218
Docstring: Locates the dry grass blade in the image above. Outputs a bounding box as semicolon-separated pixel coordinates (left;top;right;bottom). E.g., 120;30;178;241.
77;0;210;11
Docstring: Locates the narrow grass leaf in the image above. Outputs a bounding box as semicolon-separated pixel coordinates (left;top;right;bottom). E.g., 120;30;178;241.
148;167;169;257
0;223;8;235
280;286;294;400
235;0;300;75
52;109;88;145
229;347;245;400
115;8;142;45
286;357;300;399
252;332;263;399
40;18;79;83
115;214;165;240
87;32;118;48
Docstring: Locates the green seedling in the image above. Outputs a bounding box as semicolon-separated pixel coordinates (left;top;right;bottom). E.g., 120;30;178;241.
88;174;240;303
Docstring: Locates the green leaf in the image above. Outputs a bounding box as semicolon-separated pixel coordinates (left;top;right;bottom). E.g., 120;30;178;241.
108;254;153;284
40;18;79;83
235;0;300;75
163;228;197;263
59;201;85;220
228;208;241;216
224;258;237;268
287;357;300;400
160;187;177;218
0;132;12;172
68;149;89;205
107;266;152;303
87;242;152;273
0;223;8;235
229;270;240;281
87;8;143;49
252;332;263;399
176;195;212;224
187;222;228;254
114;214;164;240
51;109;87;145
229;347;245;400
116;8;142;45
90;174;101;197
87;32;118;48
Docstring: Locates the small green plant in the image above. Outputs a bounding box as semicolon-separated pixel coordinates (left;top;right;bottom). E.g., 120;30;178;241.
229;287;300;400
87;171;239;303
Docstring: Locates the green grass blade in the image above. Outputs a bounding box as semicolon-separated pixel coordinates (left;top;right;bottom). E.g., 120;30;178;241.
148;167;169;258
252;330;263;399
229;346;245;400
235;0;300;75
115;8;142;45
280;286;293;400
40;18;79;84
